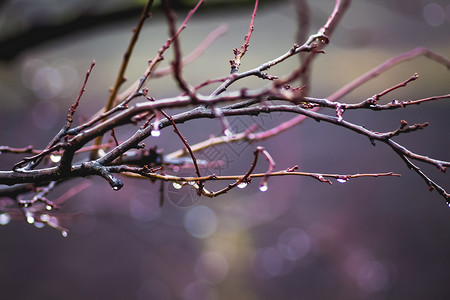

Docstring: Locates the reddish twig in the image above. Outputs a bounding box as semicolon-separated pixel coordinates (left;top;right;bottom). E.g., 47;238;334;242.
294;0;311;96
229;0;259;74
91;0;154;157
104;0;154;112
162;0;204;95
257;146;275;192
160;110;203;194
114;25;227;105
18;60;96;170
372;73;419;101
52;181;92;206
329;47;450;102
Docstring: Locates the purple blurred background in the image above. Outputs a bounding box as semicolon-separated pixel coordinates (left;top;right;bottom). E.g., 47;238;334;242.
1;0;450;299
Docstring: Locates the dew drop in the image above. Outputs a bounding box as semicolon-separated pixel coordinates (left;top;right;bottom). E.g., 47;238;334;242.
46;205;52;211
0;213;11;225
337;177;348;184
40;214;51;222
259;182;268;192
61;231;68;238
112;186;120;191
98;149;106;157
238;182;247;189
187;181;199;189
173;182;183;190
224;128;234;138
34;222;45;229
152;120;161;137
50;154;61;163
26;214;35;224
151;129;161;137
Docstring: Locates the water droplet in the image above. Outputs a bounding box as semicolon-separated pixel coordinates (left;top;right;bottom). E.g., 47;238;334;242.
173;166;180;172
112;186;120;191
0;213;11;225
151;129;161;137
26;213;35;224
185;181;200;189
152;121;161;137
238;182;247;189
337;177;349;184
50;154;61;163
259;182;268;192
40;214;51;222
173;182;183;190
61;231;68;238
98;149;106;157
46;205;52;211
224;128;233;138
34;221;45;228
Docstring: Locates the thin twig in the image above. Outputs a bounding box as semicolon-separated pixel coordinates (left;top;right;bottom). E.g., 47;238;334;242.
162;0;204;94
91;0;154;158
229;0;259;74
329;47;450;102
20;60;95;170
160;110;203;194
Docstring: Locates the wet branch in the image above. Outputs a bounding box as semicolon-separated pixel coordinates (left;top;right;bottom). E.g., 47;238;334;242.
1;0;449;234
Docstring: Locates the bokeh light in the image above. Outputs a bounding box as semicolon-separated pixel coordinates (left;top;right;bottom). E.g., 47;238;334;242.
194;251;229;284
31;99;61;129
345;248;396;293
0;213;11;225
184;205;217;238
137;279;171;300
422;2;446;27
182;281;217;300
129;191;161;223
277;227;311;261
252;246;290;279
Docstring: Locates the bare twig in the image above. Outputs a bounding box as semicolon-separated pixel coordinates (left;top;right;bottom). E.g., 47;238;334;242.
329;47;450;102
162;0;204;95
18;60;96;170
229;0;259;74
294;0;311;96
91;0;154;157
104;0;154;113
160;111;202;180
